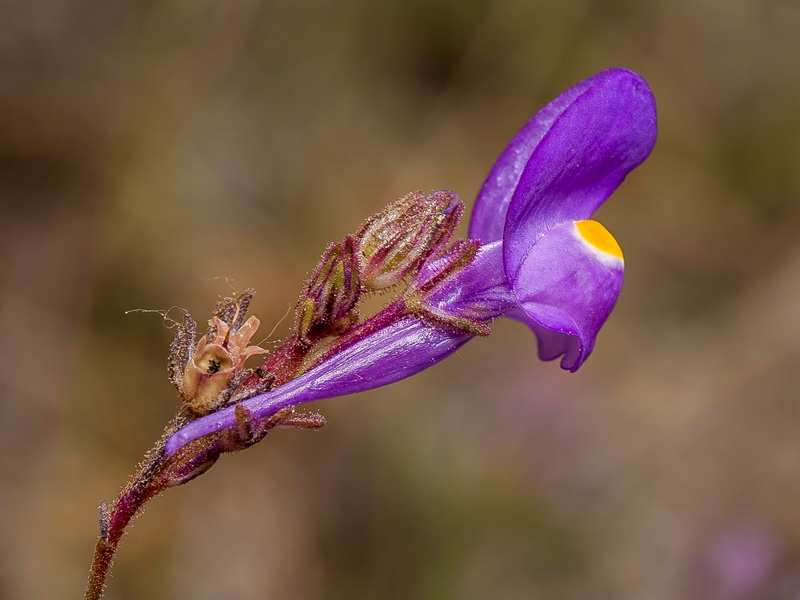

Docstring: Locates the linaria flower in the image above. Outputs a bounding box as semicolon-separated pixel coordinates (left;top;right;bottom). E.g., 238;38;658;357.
165;68;657;455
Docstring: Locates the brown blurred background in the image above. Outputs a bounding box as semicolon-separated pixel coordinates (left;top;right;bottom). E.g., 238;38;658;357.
2;0;800;598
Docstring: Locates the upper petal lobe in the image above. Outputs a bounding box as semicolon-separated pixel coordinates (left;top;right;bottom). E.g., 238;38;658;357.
502;69;656;278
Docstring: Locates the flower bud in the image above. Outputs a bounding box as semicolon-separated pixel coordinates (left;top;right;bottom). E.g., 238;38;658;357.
295;236;360;344
356;190;463;290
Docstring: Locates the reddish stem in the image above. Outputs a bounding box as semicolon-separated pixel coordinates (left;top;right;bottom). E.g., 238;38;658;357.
84;412;192;600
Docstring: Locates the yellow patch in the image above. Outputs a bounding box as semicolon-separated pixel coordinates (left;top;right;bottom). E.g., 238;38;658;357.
575;220;623;260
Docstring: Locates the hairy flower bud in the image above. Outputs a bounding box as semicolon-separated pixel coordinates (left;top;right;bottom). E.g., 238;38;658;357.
356;190;463;291
295;236;360;344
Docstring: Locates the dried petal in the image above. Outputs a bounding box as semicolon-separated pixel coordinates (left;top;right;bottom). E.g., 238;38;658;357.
167;312;196;395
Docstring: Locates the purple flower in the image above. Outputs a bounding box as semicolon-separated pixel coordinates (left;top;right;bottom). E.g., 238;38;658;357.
165;68;656;455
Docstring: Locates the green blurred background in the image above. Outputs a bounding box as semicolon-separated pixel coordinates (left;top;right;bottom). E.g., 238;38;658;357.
2;0;800;598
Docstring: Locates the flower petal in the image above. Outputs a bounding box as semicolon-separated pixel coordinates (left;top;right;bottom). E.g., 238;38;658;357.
166;317;472;454
468;73;601;242
423;241;515;320
510;220;624;372
502;68;656;279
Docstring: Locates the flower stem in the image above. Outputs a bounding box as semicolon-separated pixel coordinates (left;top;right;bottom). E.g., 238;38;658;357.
84;297;411;599
84;411;192;600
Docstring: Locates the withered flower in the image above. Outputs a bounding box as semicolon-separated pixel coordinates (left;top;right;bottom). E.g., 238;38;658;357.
168;292;268;415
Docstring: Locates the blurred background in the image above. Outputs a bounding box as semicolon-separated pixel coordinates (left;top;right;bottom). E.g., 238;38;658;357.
2;0;800;598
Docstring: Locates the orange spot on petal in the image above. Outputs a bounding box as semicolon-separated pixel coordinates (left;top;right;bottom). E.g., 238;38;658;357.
575;220;623;260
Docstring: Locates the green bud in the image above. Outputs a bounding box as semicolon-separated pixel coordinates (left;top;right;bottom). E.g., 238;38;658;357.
295;236;360;344
356;190;463;291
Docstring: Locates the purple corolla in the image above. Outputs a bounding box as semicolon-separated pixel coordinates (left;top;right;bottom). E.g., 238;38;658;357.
166;68;656;455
